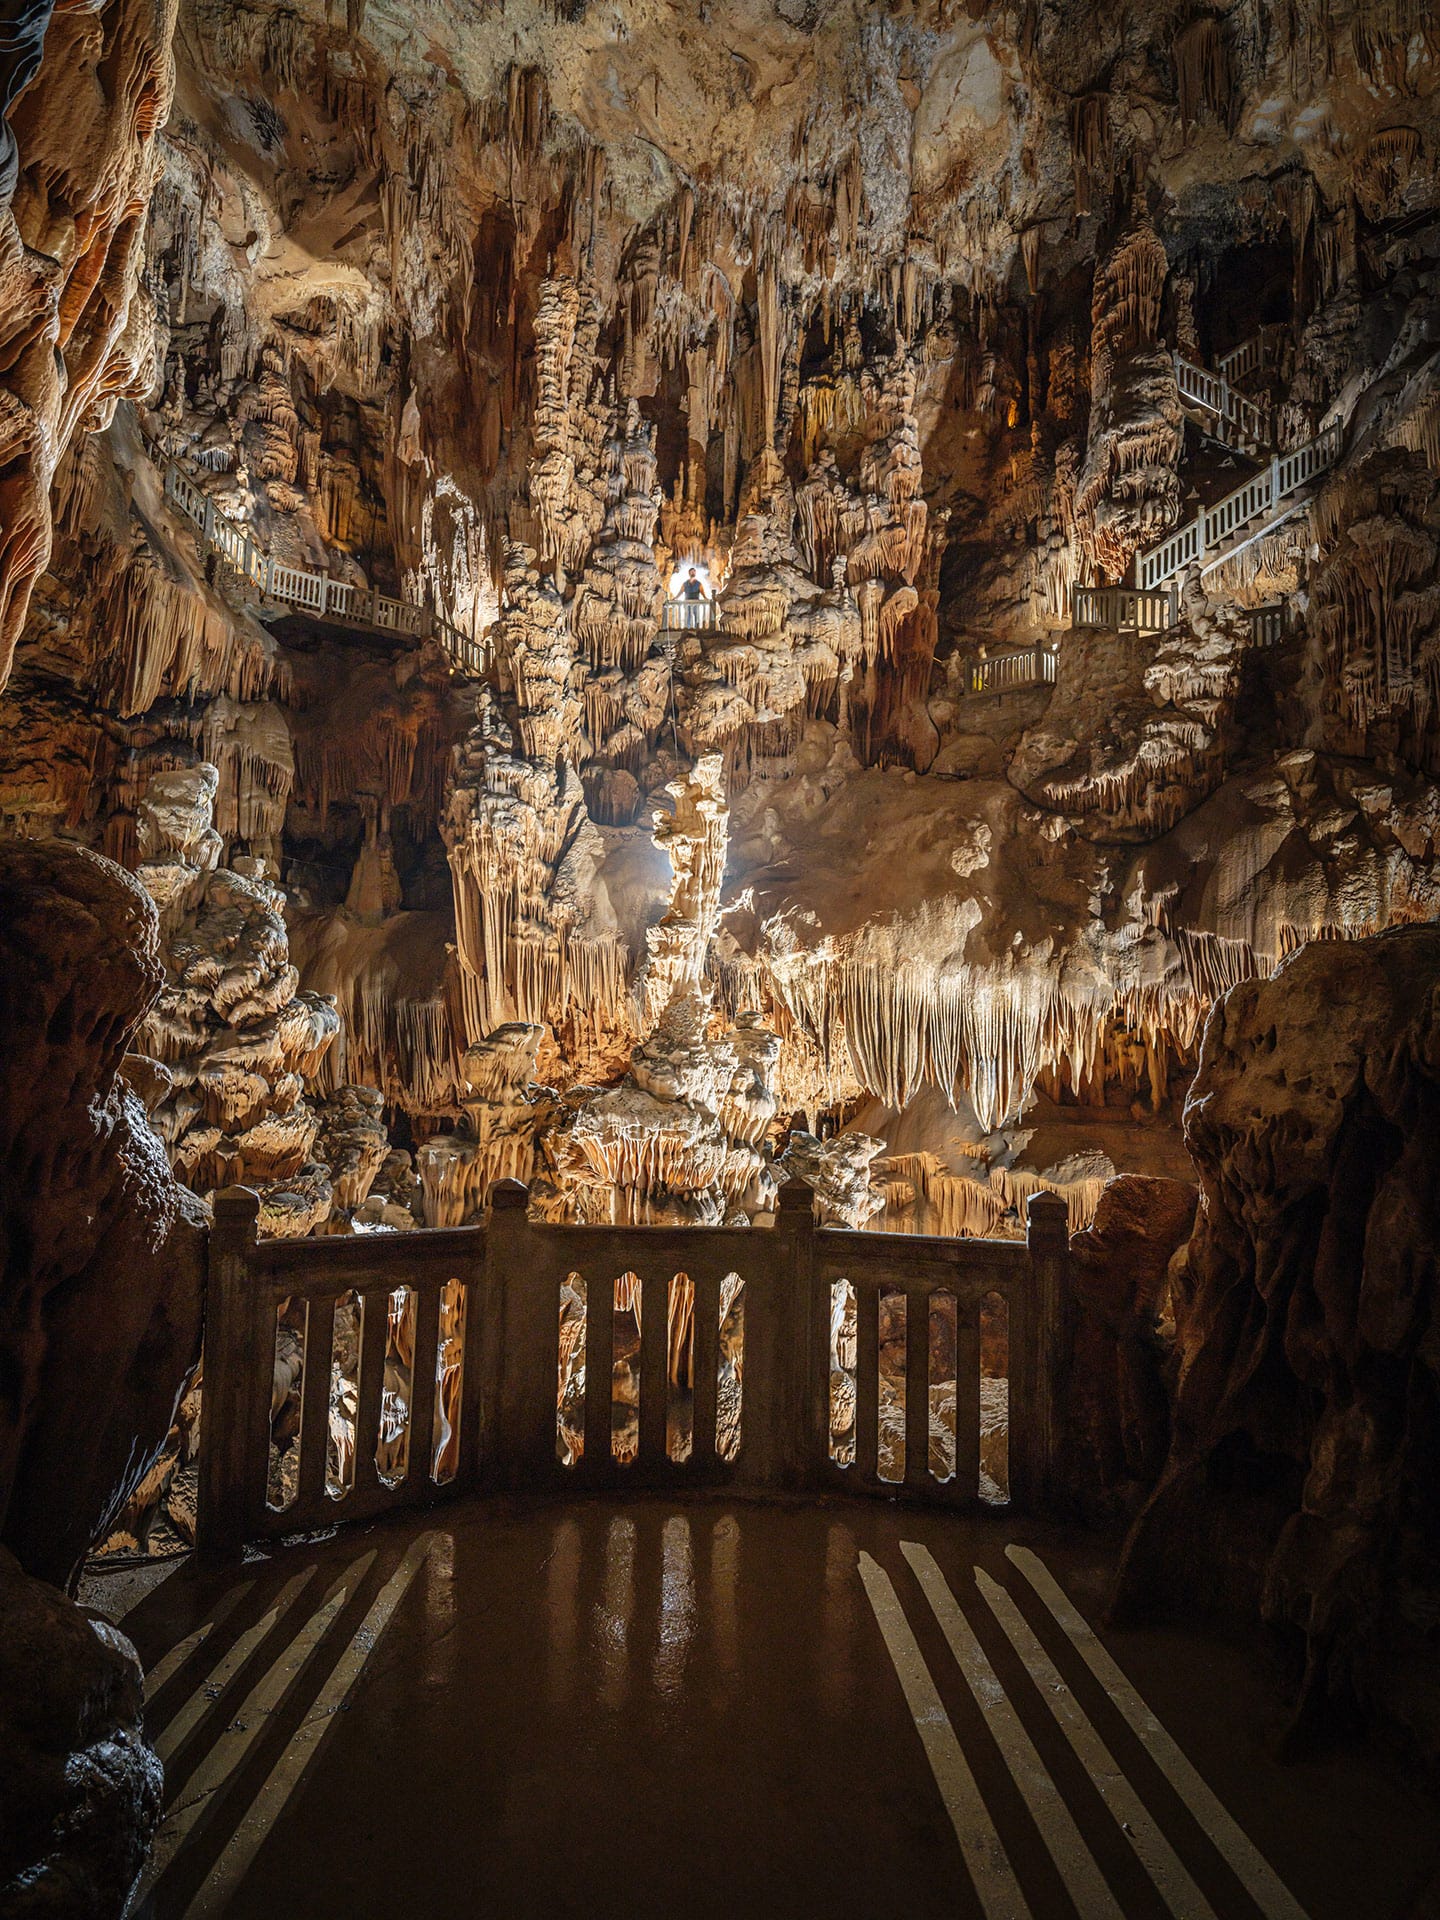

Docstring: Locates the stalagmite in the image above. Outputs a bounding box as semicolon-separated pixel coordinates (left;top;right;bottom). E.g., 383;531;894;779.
131;764;345;1235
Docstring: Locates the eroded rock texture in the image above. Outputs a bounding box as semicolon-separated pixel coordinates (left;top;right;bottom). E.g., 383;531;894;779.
1064;1173;1197;1519
1116;928;1440;1752
0;839;205;1588
0;1548;160;1918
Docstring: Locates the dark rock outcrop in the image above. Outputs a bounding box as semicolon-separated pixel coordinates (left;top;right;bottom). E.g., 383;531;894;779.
1114;928;1440;1753
0;1547;160;1917
1064;1173;1196;1517
0;839;206;1588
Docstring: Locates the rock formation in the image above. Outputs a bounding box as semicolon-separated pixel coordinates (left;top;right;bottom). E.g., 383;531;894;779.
1115;928;1440;1755
0;0;1436;1249
0;1549;160;1918
131;761;349;1235
0;839;205;1588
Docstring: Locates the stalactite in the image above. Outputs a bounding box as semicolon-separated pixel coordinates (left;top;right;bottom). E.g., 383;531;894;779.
1071;95;1113;218
1175;18;1231;133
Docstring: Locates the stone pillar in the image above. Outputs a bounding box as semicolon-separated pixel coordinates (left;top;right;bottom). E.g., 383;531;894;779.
1026;1189;1072;1509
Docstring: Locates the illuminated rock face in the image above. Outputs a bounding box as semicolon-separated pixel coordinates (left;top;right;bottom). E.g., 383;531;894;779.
132;763;346;1236
0;0;1436;1249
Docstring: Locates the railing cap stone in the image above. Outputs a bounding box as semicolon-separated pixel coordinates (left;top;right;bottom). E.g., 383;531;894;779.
489;1178;530;1211
1026;1189;1069;1237
777;1177;816;1215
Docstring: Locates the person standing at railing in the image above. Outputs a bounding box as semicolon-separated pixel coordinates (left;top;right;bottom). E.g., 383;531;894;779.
680;567;710;629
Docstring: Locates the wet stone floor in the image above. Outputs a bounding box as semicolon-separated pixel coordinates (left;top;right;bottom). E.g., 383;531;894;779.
106;1496;1439;1920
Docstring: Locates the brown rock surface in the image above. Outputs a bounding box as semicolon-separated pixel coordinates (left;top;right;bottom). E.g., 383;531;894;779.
0;840;205;1588
1115;927;1440;1750
1065;1173;1197;1514
0;1547;160;1918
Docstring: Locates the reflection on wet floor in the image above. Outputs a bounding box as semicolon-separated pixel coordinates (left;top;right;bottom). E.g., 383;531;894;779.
117;1498;1440;1920
545;1514;581;1710
595;1512;635;1712
821;1517;859;1716
653;1513;695;1696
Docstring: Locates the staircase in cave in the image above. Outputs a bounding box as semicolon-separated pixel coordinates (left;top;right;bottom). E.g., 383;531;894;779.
1173;348;1273;456
1066;328;1339;649
1136;421;1342;591
159;458;487;675
1134;327;1341;595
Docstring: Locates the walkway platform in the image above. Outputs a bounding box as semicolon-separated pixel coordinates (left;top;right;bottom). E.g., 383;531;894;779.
107;1496;1438;1919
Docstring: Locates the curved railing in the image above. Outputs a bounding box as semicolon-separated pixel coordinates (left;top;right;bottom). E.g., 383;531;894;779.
1071;586;1178;635
198;1180;1073;1554
660;595;721;631
966;645;1059;696
162;461;487;676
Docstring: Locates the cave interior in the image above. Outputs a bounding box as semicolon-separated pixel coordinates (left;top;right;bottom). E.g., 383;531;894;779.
1;0;1439;1914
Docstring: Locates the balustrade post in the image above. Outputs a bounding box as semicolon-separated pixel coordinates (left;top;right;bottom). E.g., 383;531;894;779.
1269;452;1281;509
317;573;329;618
1024;1190;1072;1512
768;1177;820;1491
482;1178;534;1489
196;1187;266;1558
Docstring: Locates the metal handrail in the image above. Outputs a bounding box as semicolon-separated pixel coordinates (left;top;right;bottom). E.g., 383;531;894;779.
1136;423;1341;592
967;645;1059;696
661;595;721;631
161;460;483;675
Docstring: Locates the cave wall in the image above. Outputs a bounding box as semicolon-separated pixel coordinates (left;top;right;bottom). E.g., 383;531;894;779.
0;839;205;1590
1115;926;1440;1757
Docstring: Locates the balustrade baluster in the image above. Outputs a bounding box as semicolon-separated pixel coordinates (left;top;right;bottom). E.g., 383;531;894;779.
691;1272;720;1465
954;1300;982;1498
404;1284;442;1491
638;1273;668;1466
297;1295;338;1512
903;1284;931;1490
351;1286;390;1495
855;1276;880;1483
583;1271;614;1467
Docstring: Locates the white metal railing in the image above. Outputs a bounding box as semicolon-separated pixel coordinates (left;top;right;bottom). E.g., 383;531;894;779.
1173;352;1270;451
968;645;1059;696
661;595;721;631
1248;603;1295;647
162;460;480;674
1216;327;1287;385
1136;423;1341;591
1071;585;1178;634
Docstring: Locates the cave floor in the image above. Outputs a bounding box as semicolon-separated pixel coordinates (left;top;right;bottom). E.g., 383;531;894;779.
110;1495;1438;1920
